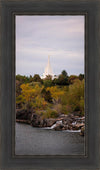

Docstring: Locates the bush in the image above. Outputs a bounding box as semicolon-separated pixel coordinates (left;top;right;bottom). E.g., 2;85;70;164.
33;74;43;84
16;73;84;117
53;104;62;114
65;79;84;115
50;110;58;118
41;88;52;103
43;79;53;87
42;109;58;118
62;105;72;114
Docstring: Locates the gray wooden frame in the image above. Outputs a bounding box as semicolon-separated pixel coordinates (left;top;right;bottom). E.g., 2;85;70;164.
0;0;100;169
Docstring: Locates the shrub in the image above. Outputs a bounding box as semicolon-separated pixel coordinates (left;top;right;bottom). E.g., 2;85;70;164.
63;105;72;114
43;79;53;87
65;79;84;115
50;110;58;118
41;88;52;103
42;109;58;118
53;104;62;114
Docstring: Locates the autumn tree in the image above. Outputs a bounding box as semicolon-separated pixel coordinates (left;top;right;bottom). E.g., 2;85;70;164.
66;79;84;115
16;83;47;110
47;86;65;104
41;88;52;103
68;75;79;84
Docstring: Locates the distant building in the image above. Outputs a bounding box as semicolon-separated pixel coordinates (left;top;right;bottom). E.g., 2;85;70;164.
42;56;57;79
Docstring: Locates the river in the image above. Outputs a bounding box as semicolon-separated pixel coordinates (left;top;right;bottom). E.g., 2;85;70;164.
15;123;85;155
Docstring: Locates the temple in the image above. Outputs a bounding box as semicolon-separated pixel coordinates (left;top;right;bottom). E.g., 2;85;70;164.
41;56;54;79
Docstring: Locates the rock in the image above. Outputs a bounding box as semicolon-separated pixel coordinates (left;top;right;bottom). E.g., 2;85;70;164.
16;110;85;131
74;123;84;129
53;124;64;131
68;126;73;130
16;109;32;121
31;113;43;127
73;111;81;116
80;126;85;136
76;120;82;123
31;115;56;128
42;119;48;127
74;116;80;119
58;114;68;118
62;118;73;126
72;126;80;130
45;118;56;127
62;125;68;130
16;119;30;124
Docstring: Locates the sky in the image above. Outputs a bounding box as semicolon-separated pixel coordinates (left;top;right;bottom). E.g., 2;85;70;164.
16;15;84;77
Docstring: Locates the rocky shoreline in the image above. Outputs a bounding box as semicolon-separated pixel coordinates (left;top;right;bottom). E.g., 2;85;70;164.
16;109;85;136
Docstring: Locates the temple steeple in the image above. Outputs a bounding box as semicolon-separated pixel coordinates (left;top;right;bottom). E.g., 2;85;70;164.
42;55;54;79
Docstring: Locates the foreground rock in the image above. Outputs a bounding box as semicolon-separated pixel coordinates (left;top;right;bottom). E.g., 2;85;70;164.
16;109;32;123
16;109;85;135
80;126;85;136
31;114;56;127
16;119;30;124
16;110;56;128
54;124;64;131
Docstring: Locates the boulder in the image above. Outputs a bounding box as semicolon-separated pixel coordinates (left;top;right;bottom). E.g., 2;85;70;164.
62;118;73;126
74;123;84;129
31;115;56;127
80;126;85;136
31;113;43;127
16;110;85;131
45;118;56;127
16;109;32;121
53;124;64;131
72;126;80;130
62;125;68;130
68;126;73;130
16;119;30;124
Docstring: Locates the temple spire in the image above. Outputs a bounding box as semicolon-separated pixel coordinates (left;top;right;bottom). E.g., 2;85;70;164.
42;55;54;79
48;55;50;62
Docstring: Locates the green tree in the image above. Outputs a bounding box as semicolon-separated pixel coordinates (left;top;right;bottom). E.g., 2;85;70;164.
68;75;78;84
45;75;52;80
55;70;69;85
57;74;69;85
62;70;68;77
66;79;84;115
43;79;53;87
41;88;52;103
52;78;59;85
47;86;65;104
79;74;84;81
33;74;43;83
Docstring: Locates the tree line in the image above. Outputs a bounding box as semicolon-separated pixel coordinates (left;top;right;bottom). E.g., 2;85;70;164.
16;70;84;118
16;70;84;86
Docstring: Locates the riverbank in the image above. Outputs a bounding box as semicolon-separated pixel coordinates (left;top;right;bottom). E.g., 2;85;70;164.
16;109;85;136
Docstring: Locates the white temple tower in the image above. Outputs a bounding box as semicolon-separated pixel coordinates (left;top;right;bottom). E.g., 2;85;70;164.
42;56;54;79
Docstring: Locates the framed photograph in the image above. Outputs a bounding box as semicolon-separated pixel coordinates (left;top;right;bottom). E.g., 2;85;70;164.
15;15;85;156
0;0;100;169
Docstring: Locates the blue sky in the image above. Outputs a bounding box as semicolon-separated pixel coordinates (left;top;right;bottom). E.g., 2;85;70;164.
16;15;84;77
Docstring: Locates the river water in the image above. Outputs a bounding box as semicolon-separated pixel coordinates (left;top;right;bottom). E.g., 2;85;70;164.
15;123;85;155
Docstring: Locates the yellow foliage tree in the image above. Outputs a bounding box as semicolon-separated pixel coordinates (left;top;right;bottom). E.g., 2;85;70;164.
19;83;46;110
47;86;65;103
66;79;84;115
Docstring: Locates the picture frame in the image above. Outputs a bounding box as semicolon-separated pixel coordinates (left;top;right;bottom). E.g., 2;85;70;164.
0;0;100;169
